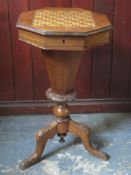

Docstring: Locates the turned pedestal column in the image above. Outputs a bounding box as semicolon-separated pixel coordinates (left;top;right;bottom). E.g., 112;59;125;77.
16;7;112;170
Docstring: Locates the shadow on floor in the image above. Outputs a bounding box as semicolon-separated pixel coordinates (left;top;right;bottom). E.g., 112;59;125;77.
92;113;131;134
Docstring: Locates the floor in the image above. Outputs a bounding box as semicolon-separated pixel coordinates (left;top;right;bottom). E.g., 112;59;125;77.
0;113;131;175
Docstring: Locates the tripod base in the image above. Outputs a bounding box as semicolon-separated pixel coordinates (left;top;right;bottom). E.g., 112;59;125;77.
19;118;109;170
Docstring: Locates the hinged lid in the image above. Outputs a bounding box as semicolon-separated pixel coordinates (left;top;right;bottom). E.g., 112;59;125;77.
16;7;112;36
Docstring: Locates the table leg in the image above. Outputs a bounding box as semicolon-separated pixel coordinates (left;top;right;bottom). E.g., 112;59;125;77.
69;120;109;160
19;121;57;170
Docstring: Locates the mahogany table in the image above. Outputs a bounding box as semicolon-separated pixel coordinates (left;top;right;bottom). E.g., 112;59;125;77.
16;7;112;170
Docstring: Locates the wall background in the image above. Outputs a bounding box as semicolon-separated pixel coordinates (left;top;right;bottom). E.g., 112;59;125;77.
0;0;131;114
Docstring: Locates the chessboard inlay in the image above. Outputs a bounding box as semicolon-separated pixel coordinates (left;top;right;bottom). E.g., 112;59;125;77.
32;9;96;28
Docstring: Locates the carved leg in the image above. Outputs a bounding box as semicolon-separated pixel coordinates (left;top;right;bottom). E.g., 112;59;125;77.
69;120;109;160
19;121;58;170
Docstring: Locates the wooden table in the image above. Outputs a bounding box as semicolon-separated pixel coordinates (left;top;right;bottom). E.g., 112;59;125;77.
16;7;112;170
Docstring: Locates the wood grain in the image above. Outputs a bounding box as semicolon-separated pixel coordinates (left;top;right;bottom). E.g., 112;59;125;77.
72;0;92;9
0;0;14;100
19;120;57;170
18;29;110;51
0;0;131;113
29;0;51;9
44;50;82;94
53;0;72;7
72;0;93;98
8;0;33;100
69;120;109;160
0;98;131;116
91;0;114;98
29;0;51;99
111;0;131;97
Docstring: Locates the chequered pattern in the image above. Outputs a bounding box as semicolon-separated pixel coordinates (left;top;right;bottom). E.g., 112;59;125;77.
33;9;96;28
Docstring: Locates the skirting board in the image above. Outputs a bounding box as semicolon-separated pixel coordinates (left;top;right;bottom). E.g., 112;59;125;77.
0;98;131;116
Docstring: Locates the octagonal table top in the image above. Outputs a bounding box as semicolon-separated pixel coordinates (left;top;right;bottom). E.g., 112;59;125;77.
16;7;112;36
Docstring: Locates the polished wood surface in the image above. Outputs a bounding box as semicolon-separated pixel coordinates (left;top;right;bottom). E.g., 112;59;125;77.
16;7;111;36
1;0;131;108
16;7;111;51
20;104;109;170
18;29;110;51
44;51;82;94
69;120;109;160
19;121;58;170
16;7;111;169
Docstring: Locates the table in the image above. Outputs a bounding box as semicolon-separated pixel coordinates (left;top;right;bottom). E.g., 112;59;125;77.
16;7;112;170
